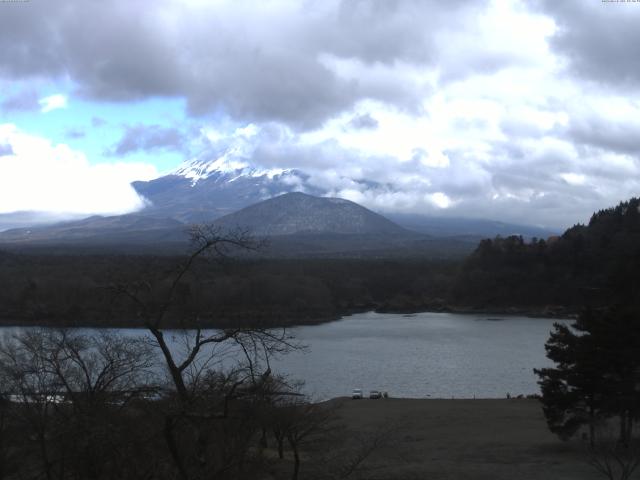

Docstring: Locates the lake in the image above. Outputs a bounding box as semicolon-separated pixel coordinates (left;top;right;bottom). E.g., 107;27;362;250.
275;311;568;399
0;311;569;400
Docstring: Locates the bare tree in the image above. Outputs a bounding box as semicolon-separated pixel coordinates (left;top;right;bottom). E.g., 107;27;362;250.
0;389;18;480
0;329;159;480
0;226;303;480
586;425;640;480
111;226;286;400
111;225;299;480
266;397;336;480
267;396;401;480
0;330;67;480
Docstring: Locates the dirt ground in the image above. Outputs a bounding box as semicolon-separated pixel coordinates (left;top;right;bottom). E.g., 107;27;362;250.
301;397;603;480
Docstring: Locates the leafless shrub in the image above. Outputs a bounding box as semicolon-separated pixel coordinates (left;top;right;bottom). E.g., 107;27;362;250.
586;425;640;480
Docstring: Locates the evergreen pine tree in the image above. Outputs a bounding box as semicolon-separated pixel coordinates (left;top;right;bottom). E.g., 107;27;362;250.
535;306;640;446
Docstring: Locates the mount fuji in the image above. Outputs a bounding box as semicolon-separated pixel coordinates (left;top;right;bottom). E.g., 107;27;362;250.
131;156;324;224
0;154;557;252
131;156;556;239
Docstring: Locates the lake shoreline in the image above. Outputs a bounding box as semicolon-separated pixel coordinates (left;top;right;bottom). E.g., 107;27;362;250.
0;304;576;329
0;312;563;400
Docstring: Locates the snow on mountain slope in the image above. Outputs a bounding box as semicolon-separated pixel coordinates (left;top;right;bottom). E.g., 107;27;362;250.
132;156;322;223
174;156;289;185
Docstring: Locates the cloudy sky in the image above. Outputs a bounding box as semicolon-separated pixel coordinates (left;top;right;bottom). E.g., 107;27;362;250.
1;0;639;229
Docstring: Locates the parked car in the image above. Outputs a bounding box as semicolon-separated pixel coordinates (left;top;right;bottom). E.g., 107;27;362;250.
352;388;363;399
369;390;382;399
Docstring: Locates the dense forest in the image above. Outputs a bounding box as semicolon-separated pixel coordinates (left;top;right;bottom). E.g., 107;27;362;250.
2;197;640;327
452;197;640;313
0;252;458;327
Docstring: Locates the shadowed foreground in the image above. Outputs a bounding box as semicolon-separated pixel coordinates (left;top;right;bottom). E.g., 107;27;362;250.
282;398;600;480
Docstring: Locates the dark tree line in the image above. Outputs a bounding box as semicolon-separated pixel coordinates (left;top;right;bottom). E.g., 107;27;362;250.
454;197;640;312
0;250;458;328
5;196;640;330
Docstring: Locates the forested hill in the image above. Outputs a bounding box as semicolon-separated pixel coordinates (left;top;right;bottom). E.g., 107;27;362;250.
452;197;640;311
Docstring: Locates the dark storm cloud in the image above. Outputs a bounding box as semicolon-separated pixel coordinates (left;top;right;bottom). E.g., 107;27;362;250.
538;1;640;87
0;143;13;156
109;124;186;156
563;117;640;156
439;132;637;228
0;89;39;112
0;0;489;129
489;146;583;197
0;1;182;98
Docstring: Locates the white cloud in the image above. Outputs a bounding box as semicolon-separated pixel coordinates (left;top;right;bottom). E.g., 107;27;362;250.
428;192;453;209
2;0;640;229
560;173;586;186
0;124;157;215
39;94;68;113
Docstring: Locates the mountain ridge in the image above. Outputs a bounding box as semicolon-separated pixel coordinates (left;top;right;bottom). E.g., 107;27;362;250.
130;159;558;237
0;193;478;258
213;192;407;236
1;158;559;240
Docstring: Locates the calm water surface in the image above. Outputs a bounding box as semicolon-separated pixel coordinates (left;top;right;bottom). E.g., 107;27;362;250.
0;311;569;399
274;311;568;399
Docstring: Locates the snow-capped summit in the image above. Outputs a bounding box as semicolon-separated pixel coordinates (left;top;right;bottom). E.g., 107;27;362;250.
174;156;289;185
133;155;323;223
171;123;293;185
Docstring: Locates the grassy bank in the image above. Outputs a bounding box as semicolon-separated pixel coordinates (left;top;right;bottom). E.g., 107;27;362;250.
286;398;601;480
